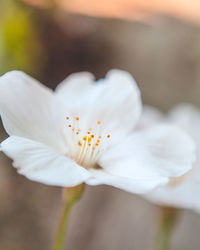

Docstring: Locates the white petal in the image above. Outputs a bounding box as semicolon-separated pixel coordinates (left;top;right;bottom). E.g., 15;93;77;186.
143;103;200;212
87;169;168;194
55;71;95;101
137;105;164;130
99;70;142;131
0;71;65;151
145;164;200;212
55;69;142;137
86;125;195;194
168;103;200;149
0;136;91;187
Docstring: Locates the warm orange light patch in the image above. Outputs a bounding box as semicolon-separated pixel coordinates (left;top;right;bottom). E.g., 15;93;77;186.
23;0;200;24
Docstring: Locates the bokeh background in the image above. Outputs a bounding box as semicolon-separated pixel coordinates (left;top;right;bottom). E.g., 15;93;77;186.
0;0;200;249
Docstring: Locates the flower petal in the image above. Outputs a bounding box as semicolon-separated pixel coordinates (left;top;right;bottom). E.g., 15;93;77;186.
137;105;164;130
55;69;142;137
55;71;95;101
86;125;195;194
0;71;65;151
0;136;91;187
168;103;200;149
86;169;168;194
145;165;200;212
143;104;200;212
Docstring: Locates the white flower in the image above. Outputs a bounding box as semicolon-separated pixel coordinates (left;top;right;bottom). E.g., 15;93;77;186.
0;70;196;194
141;104;200;211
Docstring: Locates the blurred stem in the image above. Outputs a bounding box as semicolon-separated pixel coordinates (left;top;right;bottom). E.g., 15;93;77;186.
155;206;179;250
53;184;85;250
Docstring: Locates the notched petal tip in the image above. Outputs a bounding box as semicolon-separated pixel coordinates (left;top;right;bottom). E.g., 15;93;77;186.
106;69;141;92
55;71;95;93
65;71;95;81
0;70;28;82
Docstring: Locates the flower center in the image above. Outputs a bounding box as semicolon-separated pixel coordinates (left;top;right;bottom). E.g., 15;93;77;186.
65;116;110;168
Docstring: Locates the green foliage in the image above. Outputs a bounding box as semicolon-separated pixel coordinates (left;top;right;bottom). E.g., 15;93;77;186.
0;0;42;75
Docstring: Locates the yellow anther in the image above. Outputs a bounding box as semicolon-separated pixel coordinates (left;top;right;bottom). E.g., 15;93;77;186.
66;116;69;120
89;128;92;131
95;143;99;147
76;132;79;135
68;124;71;127
96;139;100;143
91;134;94;138
107;134;110;138
78;141;82;147
75;116;79;120
97;121;101;125
82;136;87;141
88;143;91;146
88;137;92;143
87;131;91;134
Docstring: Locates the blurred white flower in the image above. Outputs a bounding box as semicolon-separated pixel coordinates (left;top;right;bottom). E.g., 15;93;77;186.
0;71;195;194
141;104;200;211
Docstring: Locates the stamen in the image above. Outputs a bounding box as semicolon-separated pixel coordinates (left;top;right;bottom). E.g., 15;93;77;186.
64;116;110;169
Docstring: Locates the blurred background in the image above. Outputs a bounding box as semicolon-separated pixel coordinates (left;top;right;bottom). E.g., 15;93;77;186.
0;0;200;249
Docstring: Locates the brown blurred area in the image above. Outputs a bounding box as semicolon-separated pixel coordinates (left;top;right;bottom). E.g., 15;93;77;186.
1;1;200;250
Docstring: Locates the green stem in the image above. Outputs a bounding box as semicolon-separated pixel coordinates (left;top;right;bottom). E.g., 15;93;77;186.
53;184;85;250
155;206;179;250
53;200;74;250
